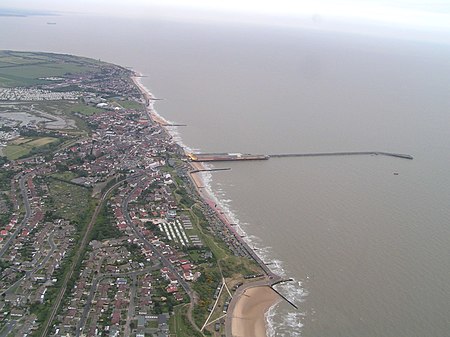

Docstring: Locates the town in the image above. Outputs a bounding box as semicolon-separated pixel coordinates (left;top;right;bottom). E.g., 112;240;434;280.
0;51;272;337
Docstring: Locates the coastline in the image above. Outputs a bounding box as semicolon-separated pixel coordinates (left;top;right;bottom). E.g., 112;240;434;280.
131;74;171;126
131;73;282;337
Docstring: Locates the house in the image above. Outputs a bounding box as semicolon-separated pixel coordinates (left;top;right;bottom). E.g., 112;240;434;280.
183;271;193;281
166;285;178;293
111;310;121;325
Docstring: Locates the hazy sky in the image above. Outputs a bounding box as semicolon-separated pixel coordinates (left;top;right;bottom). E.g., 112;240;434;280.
3;0;450;33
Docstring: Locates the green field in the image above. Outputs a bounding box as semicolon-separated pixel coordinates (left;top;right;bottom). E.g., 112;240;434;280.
111;99;144;111
4;137;58;160
51;171;77;181
170;305;203;337
0;50;105;87
3;145;30;159
10;137;30;145
70;103;104;116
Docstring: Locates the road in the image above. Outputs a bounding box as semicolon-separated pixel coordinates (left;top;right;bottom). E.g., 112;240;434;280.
0;175;31;258
0;319;18;337
121;180;192;295
34;233;56;272
122;176;208;335
124;274;137;337
1;232;55;297
76;265;160;336
40;179;126;337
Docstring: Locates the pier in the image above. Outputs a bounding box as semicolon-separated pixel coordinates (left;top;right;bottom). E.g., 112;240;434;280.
161;123;187;127
190;168;231;173
188;151;413;162
188;152;269;162
269;151;413;160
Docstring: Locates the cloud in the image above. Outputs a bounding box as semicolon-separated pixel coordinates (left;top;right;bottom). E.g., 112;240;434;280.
2;0;450;32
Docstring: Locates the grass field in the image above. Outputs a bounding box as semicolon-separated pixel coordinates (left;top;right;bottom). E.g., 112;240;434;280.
0;50;105;87
4;137;58;160
10;137;30;145
70;103;103;116
51;171;77;181
0;63;89;84
3;145;30;159
112;99;144;111
27;137;57;147
170;305;203;337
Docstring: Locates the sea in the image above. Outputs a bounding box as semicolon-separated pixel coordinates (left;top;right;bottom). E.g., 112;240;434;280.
2;12;450;337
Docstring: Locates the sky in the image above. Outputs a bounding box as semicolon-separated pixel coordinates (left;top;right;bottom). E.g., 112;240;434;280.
3;0;450;34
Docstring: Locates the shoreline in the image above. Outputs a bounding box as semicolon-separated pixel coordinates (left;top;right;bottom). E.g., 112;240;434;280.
131;73;282;337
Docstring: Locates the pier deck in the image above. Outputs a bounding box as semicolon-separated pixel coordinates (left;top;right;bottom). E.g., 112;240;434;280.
188;152;269;162
269;151;413;160
188;151;413;162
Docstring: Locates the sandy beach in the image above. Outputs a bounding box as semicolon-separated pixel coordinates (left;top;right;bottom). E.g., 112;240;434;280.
189;161;207;188
230;286;280;337
131;75;170;125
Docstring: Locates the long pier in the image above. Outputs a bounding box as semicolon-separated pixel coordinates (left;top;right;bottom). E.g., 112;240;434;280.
269;151;413;160
188;151;413;162
190;168;231;173
161;123;187;127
